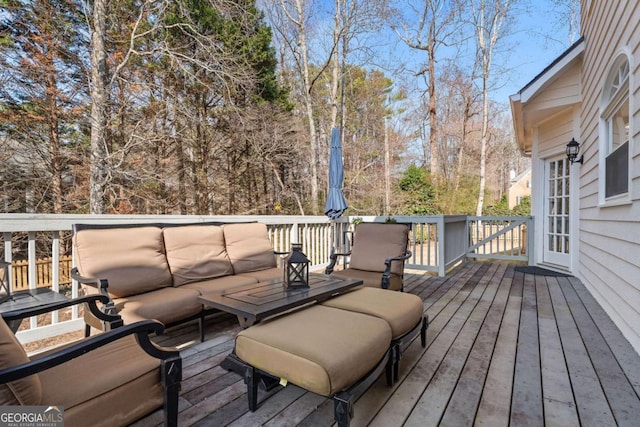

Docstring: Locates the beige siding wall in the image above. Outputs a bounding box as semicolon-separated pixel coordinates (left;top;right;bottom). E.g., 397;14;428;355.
528;61;582;111
538;110;574;156
579;0;640;354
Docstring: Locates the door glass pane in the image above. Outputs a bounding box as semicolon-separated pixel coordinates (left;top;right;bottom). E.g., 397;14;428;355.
545;158;572;259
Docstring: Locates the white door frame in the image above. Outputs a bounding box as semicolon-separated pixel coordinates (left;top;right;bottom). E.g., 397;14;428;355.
541;155;572;268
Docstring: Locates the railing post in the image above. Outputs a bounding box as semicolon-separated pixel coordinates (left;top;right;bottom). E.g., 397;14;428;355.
52;232;60;324
3;232;12;292
437;216;446;277
291;220;300;245
527;216;535;265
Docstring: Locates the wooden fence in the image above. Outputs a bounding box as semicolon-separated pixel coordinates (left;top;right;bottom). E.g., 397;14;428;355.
11;256;73;291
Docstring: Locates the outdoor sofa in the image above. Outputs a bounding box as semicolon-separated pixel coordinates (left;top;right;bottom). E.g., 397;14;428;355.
72;221;286;341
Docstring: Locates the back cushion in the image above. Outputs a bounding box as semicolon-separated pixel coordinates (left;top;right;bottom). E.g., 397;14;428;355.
0;317;41;405
223;223;276;274
74;226;173;298
163;225;234;286
349;223;409;274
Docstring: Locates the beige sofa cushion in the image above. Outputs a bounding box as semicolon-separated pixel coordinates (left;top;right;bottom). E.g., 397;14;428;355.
322;287;424;339
74;226;172;298
113;287;202;325
38;335;163;427
349;223;409;274
163;225;234;286
0;317;41;405
235;305;391;396
181;274;257;295
330;268;403;291
235;267;284;283
223;223;277;274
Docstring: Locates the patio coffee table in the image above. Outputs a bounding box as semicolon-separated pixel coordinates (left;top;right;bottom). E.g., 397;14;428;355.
199;273;363;327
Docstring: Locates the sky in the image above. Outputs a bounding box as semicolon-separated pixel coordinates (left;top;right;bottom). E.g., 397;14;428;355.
303;0;578;108
385;0;579;106
498;0;579;101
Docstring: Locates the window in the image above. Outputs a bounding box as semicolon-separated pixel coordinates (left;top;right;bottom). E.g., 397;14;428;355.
601;56;630;200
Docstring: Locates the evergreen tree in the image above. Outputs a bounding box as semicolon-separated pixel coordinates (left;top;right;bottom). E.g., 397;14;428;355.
0;0;88;213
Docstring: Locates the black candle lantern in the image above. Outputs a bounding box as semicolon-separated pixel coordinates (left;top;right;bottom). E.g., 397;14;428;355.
284;243;310;289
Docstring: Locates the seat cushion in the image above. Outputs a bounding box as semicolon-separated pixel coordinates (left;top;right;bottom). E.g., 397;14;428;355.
74;226;173;298
181;275;257;295
163;225;234;286
235;305;391;396
322;287;424;339
223;223;277;274
236;267;284;283
330;268;403;291
0;317;41;405
113;287;202;325
38;335;163;427
349;223;409;274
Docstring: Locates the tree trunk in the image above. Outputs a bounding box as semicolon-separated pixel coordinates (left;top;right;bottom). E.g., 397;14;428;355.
89;0;109;214
428;46;439;178
294;0;319;214
476;74;489;216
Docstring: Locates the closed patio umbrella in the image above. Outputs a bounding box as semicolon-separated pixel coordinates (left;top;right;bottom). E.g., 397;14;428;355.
325;127;348;219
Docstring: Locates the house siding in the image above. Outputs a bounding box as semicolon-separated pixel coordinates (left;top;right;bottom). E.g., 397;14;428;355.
528;61;582;111
579;0;640;353
538;110;574;156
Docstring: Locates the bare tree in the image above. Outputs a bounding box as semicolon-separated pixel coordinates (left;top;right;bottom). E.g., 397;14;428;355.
392;0;460;178
551;0;580;45
470;0;513;216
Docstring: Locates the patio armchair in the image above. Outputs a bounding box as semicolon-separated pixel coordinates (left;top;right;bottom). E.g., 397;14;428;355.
0;294;181;427
325;222;412;291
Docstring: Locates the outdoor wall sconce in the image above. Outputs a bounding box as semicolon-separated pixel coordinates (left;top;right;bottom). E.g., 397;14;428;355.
566;138;584;164
284;243;310;289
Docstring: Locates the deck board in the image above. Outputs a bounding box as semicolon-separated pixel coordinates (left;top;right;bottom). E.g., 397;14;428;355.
130;261;640;427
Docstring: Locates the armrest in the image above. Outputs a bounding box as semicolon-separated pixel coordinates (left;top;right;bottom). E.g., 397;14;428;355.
71;267;108;292
1;294;124;330
324;250;351;275
381;251;412;290
71;267;119;319
0;319;179;384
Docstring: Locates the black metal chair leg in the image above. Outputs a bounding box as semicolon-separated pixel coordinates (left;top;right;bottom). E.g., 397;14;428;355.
162;357;182;427
421;315;428;347
334;394;353;427
385;348;395;386
84;323;91;337
199;315;205;342
245;366;259;411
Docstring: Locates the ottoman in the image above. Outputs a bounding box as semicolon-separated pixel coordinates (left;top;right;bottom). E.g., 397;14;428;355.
321;287;427;381
223;304;393;426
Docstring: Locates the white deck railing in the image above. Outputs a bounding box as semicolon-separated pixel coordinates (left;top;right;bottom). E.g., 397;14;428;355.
0;213;532;343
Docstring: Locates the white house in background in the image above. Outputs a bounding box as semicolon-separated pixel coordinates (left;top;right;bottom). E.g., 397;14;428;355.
507;169;531;209
510;0;640;354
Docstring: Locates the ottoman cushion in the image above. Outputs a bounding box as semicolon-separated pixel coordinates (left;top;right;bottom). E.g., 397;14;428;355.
235;305;391;396
322;287;424;339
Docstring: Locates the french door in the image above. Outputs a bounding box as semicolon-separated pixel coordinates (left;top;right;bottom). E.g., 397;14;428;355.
543;157;571;267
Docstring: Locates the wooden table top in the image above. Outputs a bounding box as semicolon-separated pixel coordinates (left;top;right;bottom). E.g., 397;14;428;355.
198;273;363;326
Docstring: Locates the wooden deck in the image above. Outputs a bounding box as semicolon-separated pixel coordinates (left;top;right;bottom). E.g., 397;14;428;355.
133;261;640;427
